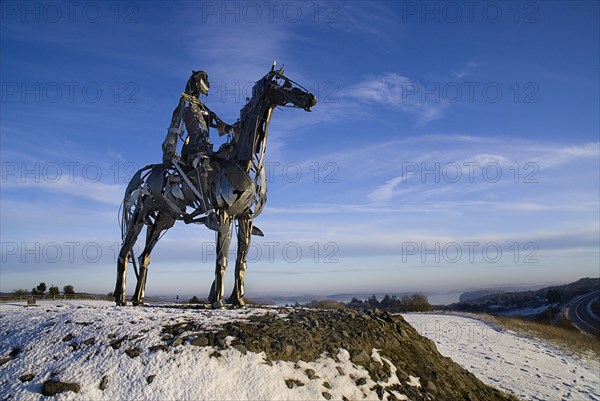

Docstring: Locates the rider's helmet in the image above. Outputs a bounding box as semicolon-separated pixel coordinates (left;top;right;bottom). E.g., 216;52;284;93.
185;70;210;97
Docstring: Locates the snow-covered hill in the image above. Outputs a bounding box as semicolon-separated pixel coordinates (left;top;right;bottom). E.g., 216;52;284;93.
404;313;599;401
0;300;568;400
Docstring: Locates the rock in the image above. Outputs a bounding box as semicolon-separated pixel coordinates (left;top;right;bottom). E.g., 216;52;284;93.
19;373;34;382
355;377;367;386
146;375;156;384
374;385;384;400
284;378;304;389
305;368;316;379
0;358;11;366
9;348;20;358
322;391;332;400
42;380;80;396
125;348;140;358
99;375;108;390
322;381;331;389
351;350;371;365
171;337;184;347
232;344;248;355
149;344;168;353
83;338;95;346
190;336;209;347
62;333;74;342
425;380;438;394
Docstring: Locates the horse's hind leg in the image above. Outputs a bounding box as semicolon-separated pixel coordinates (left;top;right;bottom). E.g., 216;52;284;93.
229;217;252;307
114;216;145;306
132;212;175;305
208;211;232;309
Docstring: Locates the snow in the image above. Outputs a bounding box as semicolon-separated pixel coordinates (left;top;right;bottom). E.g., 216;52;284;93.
404;313;600;401
497;303;559;317
406;375;421;388
0;300;411;400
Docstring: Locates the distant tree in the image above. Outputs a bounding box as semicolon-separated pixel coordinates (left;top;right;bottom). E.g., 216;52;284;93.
13;289;28;296
381;294;393;308
189;296;201;304
366;294;379;307
63;285;75;295
49;286;60;296
308;300;346;310
400;295;414;311
411;293;432;312
31;288;41;296
36;282;47;294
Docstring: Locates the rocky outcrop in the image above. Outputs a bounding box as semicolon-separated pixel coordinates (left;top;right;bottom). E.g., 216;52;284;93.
161;308;518;401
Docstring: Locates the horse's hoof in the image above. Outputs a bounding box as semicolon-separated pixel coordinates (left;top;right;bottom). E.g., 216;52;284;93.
212;300;224;309
232;299;246;309
115;300;127;306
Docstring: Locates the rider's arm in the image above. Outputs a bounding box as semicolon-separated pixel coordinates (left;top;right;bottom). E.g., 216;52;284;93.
162;96;186;165
204;105;233;137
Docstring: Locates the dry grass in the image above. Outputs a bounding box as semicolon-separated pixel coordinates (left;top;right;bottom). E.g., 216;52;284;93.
472;313;600;358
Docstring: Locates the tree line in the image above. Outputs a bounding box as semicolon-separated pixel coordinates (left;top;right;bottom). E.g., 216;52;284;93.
13;282;75;296
347;293;432;312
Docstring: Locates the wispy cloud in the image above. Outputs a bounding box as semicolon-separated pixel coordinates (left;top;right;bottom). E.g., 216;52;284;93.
451;61;478;79
2;177;124;206
361;137;600;205
344;73;450;123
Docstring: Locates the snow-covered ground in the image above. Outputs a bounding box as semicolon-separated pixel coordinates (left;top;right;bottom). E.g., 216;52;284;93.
2;301;598;401
404;313;600;401
0;300;414;400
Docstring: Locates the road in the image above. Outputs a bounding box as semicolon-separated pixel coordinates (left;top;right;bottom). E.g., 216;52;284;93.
566;289;600;337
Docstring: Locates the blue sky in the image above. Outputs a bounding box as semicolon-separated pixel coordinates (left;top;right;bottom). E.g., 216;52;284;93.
1;1;598;301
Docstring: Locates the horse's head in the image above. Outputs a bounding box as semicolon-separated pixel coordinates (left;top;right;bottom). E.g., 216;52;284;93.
261;65;317;111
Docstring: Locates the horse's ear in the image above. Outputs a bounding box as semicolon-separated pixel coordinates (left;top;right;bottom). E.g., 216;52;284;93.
271;60;277;72
278;64;285;75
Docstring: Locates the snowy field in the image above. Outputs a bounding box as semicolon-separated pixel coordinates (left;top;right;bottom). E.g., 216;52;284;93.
0;300;415;401
404;313;600;401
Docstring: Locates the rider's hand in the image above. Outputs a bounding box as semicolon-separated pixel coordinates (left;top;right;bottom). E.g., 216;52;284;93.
162;151;176;167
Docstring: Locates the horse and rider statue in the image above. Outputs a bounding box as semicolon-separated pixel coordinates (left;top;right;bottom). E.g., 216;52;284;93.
113;63;317;308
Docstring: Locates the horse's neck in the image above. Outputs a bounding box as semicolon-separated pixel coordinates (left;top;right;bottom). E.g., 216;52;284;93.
233;100;274;171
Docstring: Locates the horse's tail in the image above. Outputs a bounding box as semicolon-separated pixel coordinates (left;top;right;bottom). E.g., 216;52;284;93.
118;164;154;241
118;164;157;280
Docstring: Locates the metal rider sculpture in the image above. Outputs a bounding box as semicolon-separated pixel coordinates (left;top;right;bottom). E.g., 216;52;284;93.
162;70;230;231
113;64;316;308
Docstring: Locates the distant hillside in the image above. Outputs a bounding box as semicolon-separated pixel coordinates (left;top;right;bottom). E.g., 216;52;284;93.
449;277;599;314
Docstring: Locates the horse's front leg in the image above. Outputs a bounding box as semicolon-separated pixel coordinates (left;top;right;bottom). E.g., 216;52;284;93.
208;211;232;309
229;217;251;307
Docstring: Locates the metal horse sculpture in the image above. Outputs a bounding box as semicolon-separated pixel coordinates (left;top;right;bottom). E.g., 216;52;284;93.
114;65;316;307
